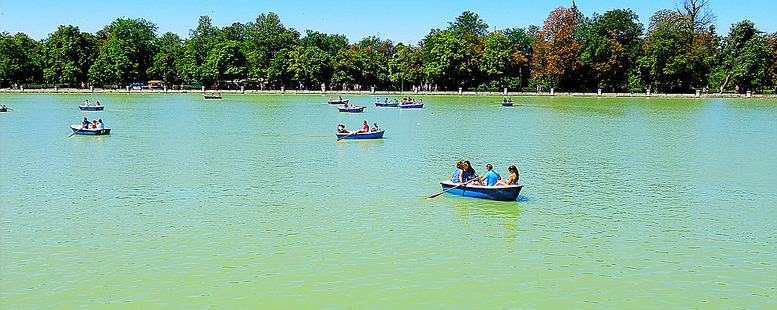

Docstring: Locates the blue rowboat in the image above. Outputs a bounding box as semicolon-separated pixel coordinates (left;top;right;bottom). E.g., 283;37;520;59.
336;130;385;140
439;181;523;201
204;95;222;99
399;103;423;109
70;125;111;135
338;106;365;113
328;100;349;105
376;102;399;107
79;105;104;111
502;102;513;106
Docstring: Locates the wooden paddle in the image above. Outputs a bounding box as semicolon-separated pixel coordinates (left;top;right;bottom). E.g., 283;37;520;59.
426;179;477;200
337;131;358;141
67;125;85;138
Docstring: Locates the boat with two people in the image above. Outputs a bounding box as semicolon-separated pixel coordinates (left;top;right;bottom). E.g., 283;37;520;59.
501;97;513;106
431;162;522;201
70;117;110;136
204;92;222;99
0;105;11;112
336;121;385;140
328;96;349;105
79;100;104;111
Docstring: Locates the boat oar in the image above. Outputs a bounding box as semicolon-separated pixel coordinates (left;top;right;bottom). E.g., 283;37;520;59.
67;125;84;138
426;179;476;200
337;131;358;141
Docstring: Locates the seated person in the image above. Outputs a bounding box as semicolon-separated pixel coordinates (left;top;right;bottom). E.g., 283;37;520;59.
358;120;369;133
480;164;500;186
337;123;348;133
497;165;519;186
371;123;379;132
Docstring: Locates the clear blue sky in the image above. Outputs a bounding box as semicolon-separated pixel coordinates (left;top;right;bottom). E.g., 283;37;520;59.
2;0;775;44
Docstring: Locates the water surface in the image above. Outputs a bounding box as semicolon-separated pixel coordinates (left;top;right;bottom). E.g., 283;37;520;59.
1;94;775;308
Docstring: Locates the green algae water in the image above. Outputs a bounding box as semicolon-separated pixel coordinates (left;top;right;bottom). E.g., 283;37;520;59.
1;94;775;308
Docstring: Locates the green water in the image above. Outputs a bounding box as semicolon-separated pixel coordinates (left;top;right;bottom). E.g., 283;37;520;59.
1;94;775;308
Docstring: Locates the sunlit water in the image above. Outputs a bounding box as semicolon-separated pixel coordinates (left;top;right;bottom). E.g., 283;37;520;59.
1;94;775;308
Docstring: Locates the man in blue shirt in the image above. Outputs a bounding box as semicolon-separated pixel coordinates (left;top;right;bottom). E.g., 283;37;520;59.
482;164;501;186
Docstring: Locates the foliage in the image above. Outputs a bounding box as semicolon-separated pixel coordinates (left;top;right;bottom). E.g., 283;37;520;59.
0;32;43;86
531;6;581;89
88;18;158;86
42;25;97;85
714;21;772;92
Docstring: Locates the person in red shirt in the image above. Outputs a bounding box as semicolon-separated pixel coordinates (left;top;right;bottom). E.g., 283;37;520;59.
359;120;369;133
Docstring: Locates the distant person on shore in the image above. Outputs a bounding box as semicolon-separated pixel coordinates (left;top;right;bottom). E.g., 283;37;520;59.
450;161;464;183
480;164;501;186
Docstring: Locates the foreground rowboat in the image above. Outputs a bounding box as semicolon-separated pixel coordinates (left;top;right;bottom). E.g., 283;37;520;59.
338;106;365;112
439;181;522;201
336;130;385;140
70;125;111;135
79;105;104;111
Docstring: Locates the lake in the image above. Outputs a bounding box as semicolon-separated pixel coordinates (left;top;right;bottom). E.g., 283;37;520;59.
1;94;775;308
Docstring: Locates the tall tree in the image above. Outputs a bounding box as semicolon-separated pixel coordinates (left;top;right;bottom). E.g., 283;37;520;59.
390;43;424;90
0;32;44;87
88;18;158;86
576;9;643;91
481;31;526;89
767;32;777;93
531;6;581;90
714;20;771;92
147;32;183;86
42;25;97;86
448;11;489;37
421;29;469;89
243;12;300;86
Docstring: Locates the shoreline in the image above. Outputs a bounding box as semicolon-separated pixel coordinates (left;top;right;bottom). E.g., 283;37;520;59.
1;88;774;99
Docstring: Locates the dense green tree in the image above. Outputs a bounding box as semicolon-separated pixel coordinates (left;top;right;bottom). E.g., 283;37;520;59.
301;30;348;55
147;32;183;86
357;36;394;90
502;28;534;89
422;29;469;89
88;18;158;86
448;11;489;37
243;12;300;86
639;0;717;93
714;21;772;92
576;9;643;91
0;32;43;87
390;43;424;90
42;25;97;86
480;31;524;89
767;32;777;92
202;40;246;85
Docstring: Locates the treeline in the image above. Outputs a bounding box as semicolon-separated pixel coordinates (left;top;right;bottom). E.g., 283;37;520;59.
1;0;776;93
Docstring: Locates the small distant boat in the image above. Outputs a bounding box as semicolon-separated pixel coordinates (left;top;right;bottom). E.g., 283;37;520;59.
204;94;222;99
0;107;9;112
70;125;111;135
79;105;104;111
502;102;513;106
328;99;349;105
336;130;385;140
376;102;399;107
399;103;423;109
439;181;523;201
338;106;365;113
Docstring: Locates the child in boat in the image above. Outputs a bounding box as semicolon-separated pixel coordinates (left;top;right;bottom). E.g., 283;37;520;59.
450;161;464;183
497;165;519;186
337;123;348;133
92;120;98;129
